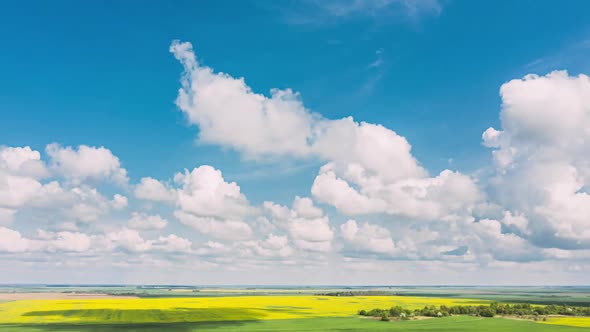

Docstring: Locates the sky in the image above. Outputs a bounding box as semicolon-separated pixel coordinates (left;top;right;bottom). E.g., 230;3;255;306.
1;0;590;285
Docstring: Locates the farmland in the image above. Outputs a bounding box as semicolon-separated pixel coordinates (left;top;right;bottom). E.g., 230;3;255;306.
0;316;588;332
0;295;488;324
0;287;589;331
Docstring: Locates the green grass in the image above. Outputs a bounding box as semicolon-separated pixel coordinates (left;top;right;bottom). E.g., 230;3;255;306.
0;316;588;332
13;308;269;324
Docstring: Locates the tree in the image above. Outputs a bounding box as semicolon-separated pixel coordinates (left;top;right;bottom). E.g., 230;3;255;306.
389;306;403;317
479;308;495;317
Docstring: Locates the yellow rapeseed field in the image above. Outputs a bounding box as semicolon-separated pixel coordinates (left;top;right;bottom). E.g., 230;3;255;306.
0;295;486;324
539;316;590;328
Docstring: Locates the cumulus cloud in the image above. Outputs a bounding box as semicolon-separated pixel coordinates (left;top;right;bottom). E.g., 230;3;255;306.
195;240;229;256
106;229;192;254
30;183;125;224
0;173;42;210
170;166;257;241
484;71;590;247
0;227;34;252
467;219;539;263
171;41;316;158
0;146;48;178
107;228;154;252
170;42;423;178
36;229;93;252
131;165;258;241
174;211;253;241
0;227;97;254
134;177;176;202
4;42;590;283
0;146;128;225
340;220;395;254
169;41;521;264
0;226;191;255
287;216;334;252
312;163;482;220
46;144;129;185
112;194;128;209
0;145;131;230
239;234;294;258
128;212;168;230
171;41;481;223
151;234;192;253
0;147;47;220
263;197;333;252
175;166;255;220
291;196;323;219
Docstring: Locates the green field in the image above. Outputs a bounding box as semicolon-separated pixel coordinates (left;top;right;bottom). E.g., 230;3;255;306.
0;316;588;332
1;286;589;331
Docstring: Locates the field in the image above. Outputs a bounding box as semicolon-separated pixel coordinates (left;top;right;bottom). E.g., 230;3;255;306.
0;287;589;331
0;316;588;332
0;296;487;324
542;317;590;328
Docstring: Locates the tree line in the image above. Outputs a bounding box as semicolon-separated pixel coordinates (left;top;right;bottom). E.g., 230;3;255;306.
358;302;590;321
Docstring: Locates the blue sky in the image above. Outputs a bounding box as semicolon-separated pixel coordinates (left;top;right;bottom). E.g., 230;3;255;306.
1;0;590;284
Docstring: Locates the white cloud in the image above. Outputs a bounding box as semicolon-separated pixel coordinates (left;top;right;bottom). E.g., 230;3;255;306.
170;166;256;241
4;43;590;284
263;197;333;253
134;177;176;202
152;234;192;253
175;166;254;220
0;227;34;253
30;183;121;223
291;196;323;219
0;146;48;178
262;201;291;222
288;216;333;243
4;227;193;256
501;211;530;235
174;211;253;241
312;163;481;219
467;219;538;262
171;42;480;223
195;240;229;256
112;194;128;209
340;220;395;254
0;147;46;223
311;164;385;215
239;234;294;258
312;119;426;182
128;212;168;230
0;173;42;209
57;188;108;223
106;228;152;252
0;145;130;229
484;71;590;247
46;144;128;185
169;44;486;258
171;41;315;158
170;42;425;181
132;165;257;241
37;229;92;252
481;127;503;148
